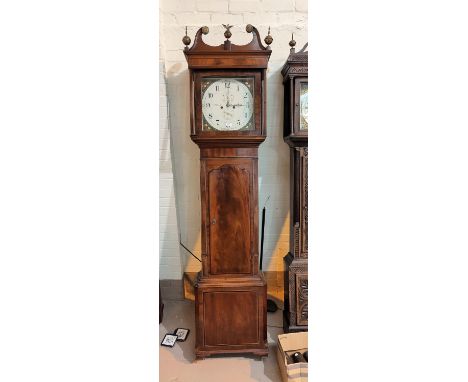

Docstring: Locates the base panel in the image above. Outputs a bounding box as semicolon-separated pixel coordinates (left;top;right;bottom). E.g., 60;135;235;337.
195;273;268;358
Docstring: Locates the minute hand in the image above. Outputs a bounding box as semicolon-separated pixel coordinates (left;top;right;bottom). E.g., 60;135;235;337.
226;87;230;108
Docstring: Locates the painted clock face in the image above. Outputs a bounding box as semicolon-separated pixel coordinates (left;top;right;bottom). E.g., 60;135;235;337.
201;77;254;131
300;82;308;130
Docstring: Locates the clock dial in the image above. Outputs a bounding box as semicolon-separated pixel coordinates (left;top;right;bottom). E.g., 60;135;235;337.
201;77;254;131
300;82;308;130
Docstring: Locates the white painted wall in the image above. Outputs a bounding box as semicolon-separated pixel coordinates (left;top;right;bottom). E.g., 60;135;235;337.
159;45;183;280
159;0;308;279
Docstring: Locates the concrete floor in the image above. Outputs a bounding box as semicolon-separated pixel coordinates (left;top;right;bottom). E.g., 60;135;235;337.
159;299;284;382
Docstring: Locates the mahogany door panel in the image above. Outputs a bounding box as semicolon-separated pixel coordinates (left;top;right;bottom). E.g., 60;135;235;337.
203;290;259;347
205;159;253;275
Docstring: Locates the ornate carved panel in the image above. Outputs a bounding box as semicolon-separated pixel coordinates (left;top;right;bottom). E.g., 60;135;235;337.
296;274;308;326
285;257;307;328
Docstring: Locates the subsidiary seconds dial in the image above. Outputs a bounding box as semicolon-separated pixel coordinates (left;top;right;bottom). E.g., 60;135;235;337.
201;78;254;131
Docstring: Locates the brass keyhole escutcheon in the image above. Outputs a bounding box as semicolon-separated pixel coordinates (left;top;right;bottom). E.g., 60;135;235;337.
211;218;216;225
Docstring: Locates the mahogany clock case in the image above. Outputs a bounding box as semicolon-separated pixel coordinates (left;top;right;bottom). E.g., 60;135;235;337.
184;25;272;358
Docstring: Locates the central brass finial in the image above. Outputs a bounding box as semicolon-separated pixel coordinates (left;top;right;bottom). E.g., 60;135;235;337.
264;26;273;47
222;24;233;39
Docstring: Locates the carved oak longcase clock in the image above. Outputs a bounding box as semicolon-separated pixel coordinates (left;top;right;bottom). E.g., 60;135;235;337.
183;25;273;358
282;39;308;333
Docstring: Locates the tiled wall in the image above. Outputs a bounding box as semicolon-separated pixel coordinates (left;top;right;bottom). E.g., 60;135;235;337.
159;0;308;279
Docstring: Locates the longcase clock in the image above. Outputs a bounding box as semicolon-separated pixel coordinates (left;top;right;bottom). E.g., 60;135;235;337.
282;38;308;333
183;24;273;358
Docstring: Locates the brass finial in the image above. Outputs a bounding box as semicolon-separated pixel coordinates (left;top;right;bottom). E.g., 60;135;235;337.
182;26;191;49
201;26;209;35
246;24;253;33
264;26;273;47
222;24;233;39
289;33;296;53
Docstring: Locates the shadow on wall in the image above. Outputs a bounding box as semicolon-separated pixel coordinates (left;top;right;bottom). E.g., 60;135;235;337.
165;64;202;275
164;60;291;277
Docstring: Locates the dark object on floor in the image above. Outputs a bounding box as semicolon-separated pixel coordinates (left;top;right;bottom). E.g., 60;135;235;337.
159;283;164;324
267;299;278;313
291;351;305;363
174;328;190;342
161;333;178;347
303;350;308;362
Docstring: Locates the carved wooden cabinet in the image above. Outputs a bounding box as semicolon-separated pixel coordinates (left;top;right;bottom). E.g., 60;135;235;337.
183;25;272;358
282;40;308;333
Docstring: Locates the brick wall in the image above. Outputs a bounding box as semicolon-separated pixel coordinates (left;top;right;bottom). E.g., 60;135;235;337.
159;0;308;279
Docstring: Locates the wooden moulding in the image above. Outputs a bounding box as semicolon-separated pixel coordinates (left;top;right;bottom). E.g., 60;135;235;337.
191;136;266;148
184;25;272;69
199;147;258;159
281;43;308;81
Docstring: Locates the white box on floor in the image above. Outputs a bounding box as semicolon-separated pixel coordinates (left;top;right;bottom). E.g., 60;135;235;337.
276;332;308;382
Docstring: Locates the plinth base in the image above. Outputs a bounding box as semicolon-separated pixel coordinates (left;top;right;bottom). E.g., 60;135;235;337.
194;272;268;358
